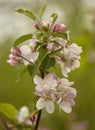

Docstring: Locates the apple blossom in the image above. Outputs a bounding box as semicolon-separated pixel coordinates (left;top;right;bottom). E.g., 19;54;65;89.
34;73;57;92
57;86;77;113
57;43;82;77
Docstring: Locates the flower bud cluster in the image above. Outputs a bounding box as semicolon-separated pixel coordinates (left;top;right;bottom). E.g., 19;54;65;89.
7;39;39;66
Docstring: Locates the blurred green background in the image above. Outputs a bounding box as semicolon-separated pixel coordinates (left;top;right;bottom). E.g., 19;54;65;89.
0;0;95;130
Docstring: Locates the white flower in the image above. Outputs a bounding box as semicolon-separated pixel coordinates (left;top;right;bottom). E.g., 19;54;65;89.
36;97;54;113
57;87;77;113
34;73;57;92
34;73;57;113
58;78;74;90
57;43;82;77
17;106;32;125
20;45;39;65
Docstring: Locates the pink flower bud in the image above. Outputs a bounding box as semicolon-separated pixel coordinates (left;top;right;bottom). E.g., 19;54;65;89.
34;24;40;30
7;54;20;66
53;24;67;32
41;21;50;28
11;47;21;56
30;115;36;123
34;21;50;30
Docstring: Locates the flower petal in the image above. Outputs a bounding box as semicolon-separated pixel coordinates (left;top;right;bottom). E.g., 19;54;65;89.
36;98;45;110
34;75;43;85
45;100;54;113
61;101;72;113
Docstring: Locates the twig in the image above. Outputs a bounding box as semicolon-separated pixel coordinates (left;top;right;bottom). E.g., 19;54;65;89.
34;110;42;130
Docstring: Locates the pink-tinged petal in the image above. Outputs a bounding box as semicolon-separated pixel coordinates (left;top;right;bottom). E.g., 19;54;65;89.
47;43;54;50
34;75;43;85
45;100;54;113
61;101;72;113
36;98;45;110
67;87;77;98
41;21;50;28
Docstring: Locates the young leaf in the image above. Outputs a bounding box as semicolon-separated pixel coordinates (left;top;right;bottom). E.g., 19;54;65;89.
38;47;48;66
39;4;47;19
16;67;27;83
42;55;55;71
0;103;17;119
14;34;33;47
16;9;36;20
27;64;37;77
52;32;67;39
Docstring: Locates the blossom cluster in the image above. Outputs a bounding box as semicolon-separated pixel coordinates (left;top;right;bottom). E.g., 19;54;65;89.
7;19;82;115
34;73;76;113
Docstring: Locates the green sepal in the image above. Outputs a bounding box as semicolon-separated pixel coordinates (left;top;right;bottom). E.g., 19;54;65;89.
52;32;67;39
14;34;33;47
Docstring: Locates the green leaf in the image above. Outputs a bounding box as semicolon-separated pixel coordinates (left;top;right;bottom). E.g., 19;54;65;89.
27;65;37;77
42;55;55;71
38;47;48;66
0;103;17;119
16;9;36;20
52;32;67;39
39;4;47;19
16;67;27;83
14;34;33;47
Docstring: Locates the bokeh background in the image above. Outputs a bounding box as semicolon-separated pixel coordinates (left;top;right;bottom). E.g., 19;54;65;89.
0;0;95;130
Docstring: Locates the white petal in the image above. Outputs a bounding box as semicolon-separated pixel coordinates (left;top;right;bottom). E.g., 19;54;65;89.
45;100;54;113
61;101;72;113
34;75;43;85
30;51;39;63
36;98;45;110
61;63;68;77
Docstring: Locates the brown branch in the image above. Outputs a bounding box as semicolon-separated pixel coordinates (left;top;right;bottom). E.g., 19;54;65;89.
34;110;42;130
